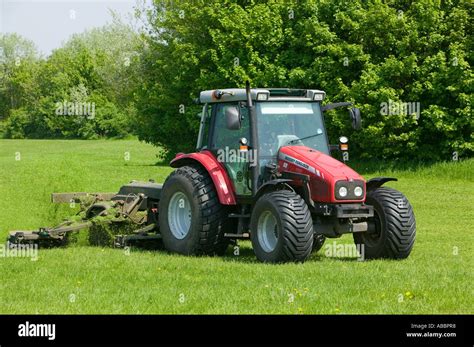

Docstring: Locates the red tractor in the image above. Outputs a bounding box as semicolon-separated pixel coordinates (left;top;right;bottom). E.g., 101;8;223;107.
158;84;416;262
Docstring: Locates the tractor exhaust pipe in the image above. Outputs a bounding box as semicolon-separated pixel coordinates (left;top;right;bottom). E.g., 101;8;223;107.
246;81;259;196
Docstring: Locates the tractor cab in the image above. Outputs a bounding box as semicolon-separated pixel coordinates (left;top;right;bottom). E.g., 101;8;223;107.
196;87;360;198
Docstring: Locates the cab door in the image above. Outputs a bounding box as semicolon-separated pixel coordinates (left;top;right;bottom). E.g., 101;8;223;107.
209;103;252;196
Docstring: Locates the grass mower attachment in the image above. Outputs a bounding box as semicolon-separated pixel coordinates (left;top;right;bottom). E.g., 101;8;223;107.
8;181;162;248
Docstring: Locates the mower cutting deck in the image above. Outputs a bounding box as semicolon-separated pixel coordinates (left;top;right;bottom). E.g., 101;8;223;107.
8;181;162;248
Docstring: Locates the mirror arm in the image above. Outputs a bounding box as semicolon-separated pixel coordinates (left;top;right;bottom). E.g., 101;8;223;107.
321;102;353;112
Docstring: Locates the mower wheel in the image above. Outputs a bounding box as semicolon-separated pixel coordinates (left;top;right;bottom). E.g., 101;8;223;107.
159;165;229;256
353;187;416;259
250;190;313;263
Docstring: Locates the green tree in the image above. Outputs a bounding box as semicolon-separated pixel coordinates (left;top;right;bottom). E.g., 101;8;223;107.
0;33;39;121
2;20;141;139
136;0;472;161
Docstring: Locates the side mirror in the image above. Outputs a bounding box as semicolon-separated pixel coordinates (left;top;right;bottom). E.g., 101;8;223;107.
225;106;241;130
349;107;361;130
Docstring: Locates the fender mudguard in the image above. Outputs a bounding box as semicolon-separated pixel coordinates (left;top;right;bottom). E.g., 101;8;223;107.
366;177;398;191
254;179;294;201
170;151;237;205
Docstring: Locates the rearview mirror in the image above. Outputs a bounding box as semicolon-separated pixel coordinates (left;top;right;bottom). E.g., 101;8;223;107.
349;108;361;130
225;106;241;130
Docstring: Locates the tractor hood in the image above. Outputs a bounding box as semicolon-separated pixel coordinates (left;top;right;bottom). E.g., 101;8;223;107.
277;146;366;203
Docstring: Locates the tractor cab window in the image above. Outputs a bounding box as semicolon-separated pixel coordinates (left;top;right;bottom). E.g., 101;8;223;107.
211;103;250;149
256;101;329;159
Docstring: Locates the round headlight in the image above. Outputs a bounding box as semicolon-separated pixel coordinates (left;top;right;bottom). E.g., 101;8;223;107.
354;186;363;197
338;186;348;198
339;136;349;144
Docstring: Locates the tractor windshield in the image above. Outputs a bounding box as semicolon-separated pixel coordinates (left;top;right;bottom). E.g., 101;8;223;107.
256;101;329;159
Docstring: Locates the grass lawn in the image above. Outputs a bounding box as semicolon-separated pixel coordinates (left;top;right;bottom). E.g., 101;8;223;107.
0;139;472;314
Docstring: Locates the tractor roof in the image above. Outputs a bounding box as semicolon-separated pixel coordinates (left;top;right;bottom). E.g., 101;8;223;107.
199;88;326;104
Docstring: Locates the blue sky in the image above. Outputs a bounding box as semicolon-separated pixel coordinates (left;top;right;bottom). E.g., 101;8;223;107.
0;0;140;55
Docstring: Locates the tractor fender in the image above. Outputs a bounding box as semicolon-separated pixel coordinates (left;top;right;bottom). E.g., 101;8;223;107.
170;151;237;205
366;177;398;191
255;179;294;201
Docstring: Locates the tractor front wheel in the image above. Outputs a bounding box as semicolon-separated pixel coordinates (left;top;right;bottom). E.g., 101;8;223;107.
353;187;416;259
159;165;229;256
250;190;313;263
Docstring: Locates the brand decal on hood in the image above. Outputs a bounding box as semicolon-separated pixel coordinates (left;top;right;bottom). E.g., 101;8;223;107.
279;152;322;177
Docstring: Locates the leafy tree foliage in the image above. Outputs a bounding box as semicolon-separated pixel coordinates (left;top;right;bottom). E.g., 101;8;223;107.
136;0;472;161
0;34;38;122
1;1;471;163
1;20;141;139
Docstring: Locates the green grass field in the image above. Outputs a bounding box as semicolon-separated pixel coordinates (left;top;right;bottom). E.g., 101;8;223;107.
0;139;472;314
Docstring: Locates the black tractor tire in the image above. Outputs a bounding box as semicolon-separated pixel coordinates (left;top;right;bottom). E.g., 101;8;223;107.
353;187;416;259
158;165;230;256
250;190;313;263
312;234;326;253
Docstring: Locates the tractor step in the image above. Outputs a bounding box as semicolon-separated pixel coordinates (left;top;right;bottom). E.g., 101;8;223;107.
228;213;250;219
224;232;250;239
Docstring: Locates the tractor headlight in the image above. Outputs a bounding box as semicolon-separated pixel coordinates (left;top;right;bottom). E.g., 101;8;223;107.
257;93;269;101
313;93;325;101
335;180;365;200
338;186;348;198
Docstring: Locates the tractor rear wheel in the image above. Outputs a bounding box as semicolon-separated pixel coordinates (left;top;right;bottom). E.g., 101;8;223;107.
159;165;229;256
250;190;313;263
353;187;416;259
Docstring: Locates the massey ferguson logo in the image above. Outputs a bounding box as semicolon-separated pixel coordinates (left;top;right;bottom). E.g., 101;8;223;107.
279;153;321;177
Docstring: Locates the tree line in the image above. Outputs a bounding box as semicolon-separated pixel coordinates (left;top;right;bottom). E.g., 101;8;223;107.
1;0;472;162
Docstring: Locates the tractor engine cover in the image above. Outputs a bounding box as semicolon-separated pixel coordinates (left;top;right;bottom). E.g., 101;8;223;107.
277;146;366;203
